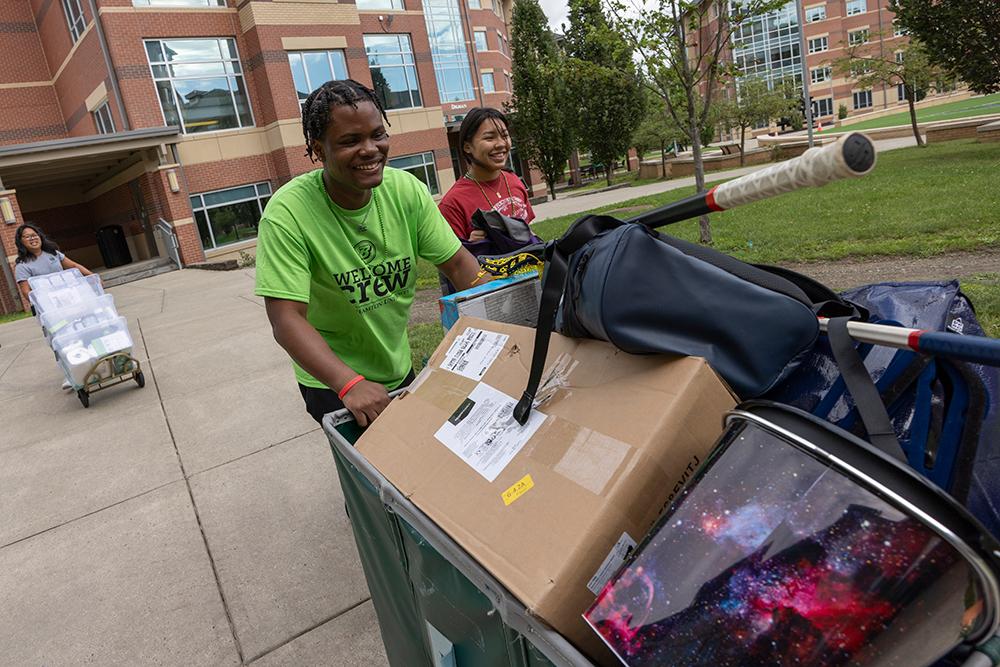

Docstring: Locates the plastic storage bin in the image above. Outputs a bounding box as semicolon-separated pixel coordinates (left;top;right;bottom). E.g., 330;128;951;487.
323;410;593;667
29;274;104;315
52;316;133;387
27;268;83;293
38;294;118;344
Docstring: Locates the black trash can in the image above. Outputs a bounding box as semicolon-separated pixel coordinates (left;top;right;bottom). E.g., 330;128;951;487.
96;225;132;268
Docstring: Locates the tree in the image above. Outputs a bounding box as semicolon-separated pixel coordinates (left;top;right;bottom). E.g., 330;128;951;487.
608;0;787;243
776;78;804;131
506;0;576;199
717;77;794;165
889;0;1000;95
563;0;645;186
632;90;685;179
834;37;941;147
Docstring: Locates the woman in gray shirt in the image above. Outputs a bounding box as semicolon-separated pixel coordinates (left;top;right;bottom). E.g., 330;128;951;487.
14;224;94;303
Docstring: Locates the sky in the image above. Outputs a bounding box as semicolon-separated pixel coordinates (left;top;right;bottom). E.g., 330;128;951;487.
537;0;570;32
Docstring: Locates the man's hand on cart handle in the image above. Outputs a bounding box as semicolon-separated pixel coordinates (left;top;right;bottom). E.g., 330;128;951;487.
342;380;391;427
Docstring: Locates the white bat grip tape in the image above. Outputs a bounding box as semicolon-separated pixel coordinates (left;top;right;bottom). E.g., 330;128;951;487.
712;132;877;211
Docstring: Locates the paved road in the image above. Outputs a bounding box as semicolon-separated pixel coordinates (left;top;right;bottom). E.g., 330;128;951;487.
0;269;388;666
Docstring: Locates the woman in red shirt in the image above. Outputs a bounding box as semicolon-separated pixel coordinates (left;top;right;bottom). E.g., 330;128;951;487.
438;107;535;241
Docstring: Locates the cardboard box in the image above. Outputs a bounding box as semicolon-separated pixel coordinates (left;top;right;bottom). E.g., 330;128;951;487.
356;317;736;663
439;272;541;330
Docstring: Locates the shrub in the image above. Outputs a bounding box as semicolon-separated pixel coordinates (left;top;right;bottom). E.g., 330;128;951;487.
237;250;256;268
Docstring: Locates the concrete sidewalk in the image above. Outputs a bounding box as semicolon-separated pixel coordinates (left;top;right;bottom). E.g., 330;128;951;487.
532;135;919;223
0;269;387;665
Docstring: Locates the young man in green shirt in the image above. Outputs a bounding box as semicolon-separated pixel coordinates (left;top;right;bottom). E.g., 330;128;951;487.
255;80;488;426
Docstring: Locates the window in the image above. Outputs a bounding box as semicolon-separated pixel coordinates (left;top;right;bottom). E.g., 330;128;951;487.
893;20;907;37
810;66;831;84
812;97;834;117
848;29;870;46
731;4;803;88
132;0;225;6
364;34;423;109
468;0;481;7
808;36;828;53
897;83;907;102
61;0;86;43
498;33;508;56
422;0;476;102
145;38;254;134
504;73;511;91
93;102;115;134
845;0;865;16
853;89;872;109
895;50;905;64
474;30;488;52
389;152;439;195
357;0;404;8
850;61;872;77
288;50;348;108
190;182;271;250
482;72;495;93
805;5;825;22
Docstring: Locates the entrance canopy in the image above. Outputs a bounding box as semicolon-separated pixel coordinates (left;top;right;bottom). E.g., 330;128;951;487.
0;127;179;192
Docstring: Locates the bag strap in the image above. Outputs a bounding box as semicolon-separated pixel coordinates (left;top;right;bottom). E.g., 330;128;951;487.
826;317;907;461
754;264;866;319
514;214;621;425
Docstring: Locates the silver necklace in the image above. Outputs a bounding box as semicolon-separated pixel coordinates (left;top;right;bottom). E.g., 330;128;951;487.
353;203;373;233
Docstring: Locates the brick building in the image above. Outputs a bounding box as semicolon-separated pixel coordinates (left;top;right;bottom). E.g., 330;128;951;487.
699;0;961;134
0;0;522;314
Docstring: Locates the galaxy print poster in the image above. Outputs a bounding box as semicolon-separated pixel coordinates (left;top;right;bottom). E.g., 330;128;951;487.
585;422;985;667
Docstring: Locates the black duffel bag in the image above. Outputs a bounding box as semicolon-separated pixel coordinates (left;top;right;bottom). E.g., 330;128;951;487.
513;213;861;424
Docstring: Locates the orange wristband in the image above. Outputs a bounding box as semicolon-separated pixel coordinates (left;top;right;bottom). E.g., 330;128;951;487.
338;374;365;400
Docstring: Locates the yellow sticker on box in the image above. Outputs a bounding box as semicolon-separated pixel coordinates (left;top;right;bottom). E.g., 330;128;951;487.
502;474;534;506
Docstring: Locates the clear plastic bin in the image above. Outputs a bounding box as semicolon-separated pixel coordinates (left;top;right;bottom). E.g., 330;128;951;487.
27;268;83;293
39;294;118;345
29;274;104;315
52;316;133;387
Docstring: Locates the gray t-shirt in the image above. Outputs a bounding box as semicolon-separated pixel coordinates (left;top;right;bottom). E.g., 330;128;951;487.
14;251;65;283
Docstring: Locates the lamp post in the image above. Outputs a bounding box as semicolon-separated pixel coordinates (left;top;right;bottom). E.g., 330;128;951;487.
795;0;815;146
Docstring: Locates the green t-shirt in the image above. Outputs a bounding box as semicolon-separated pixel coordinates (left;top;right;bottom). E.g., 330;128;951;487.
255;167;461;389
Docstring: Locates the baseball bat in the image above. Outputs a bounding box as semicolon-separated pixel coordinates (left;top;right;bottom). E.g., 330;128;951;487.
629;132;877;228
818;317;1000;368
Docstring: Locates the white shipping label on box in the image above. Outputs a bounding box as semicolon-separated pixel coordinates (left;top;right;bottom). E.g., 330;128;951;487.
441;327;509;380
434;382;546;483
587;532;637;595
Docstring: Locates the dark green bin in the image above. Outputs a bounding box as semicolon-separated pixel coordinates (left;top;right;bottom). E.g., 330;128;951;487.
323;410;595;667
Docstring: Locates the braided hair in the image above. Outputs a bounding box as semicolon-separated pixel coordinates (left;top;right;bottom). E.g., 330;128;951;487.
301;79;390;163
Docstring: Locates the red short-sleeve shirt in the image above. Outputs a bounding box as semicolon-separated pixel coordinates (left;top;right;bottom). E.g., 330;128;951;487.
438;171;536;240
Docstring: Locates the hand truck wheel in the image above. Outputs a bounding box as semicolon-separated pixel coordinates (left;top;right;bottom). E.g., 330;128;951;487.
134;371;145;388
77;389;89;408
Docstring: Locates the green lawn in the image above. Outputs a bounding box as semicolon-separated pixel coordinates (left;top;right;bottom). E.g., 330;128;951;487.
0;311;31;325
842;93;1000;132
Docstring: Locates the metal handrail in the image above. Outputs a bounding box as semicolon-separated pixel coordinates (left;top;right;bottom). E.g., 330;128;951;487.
155;217;182;269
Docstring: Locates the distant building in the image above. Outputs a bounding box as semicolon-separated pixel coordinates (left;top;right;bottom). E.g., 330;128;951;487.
695;0;962;135
0;0;532;313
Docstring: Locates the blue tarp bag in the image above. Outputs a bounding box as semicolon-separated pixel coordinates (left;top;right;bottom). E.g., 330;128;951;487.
768;281;1000;538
